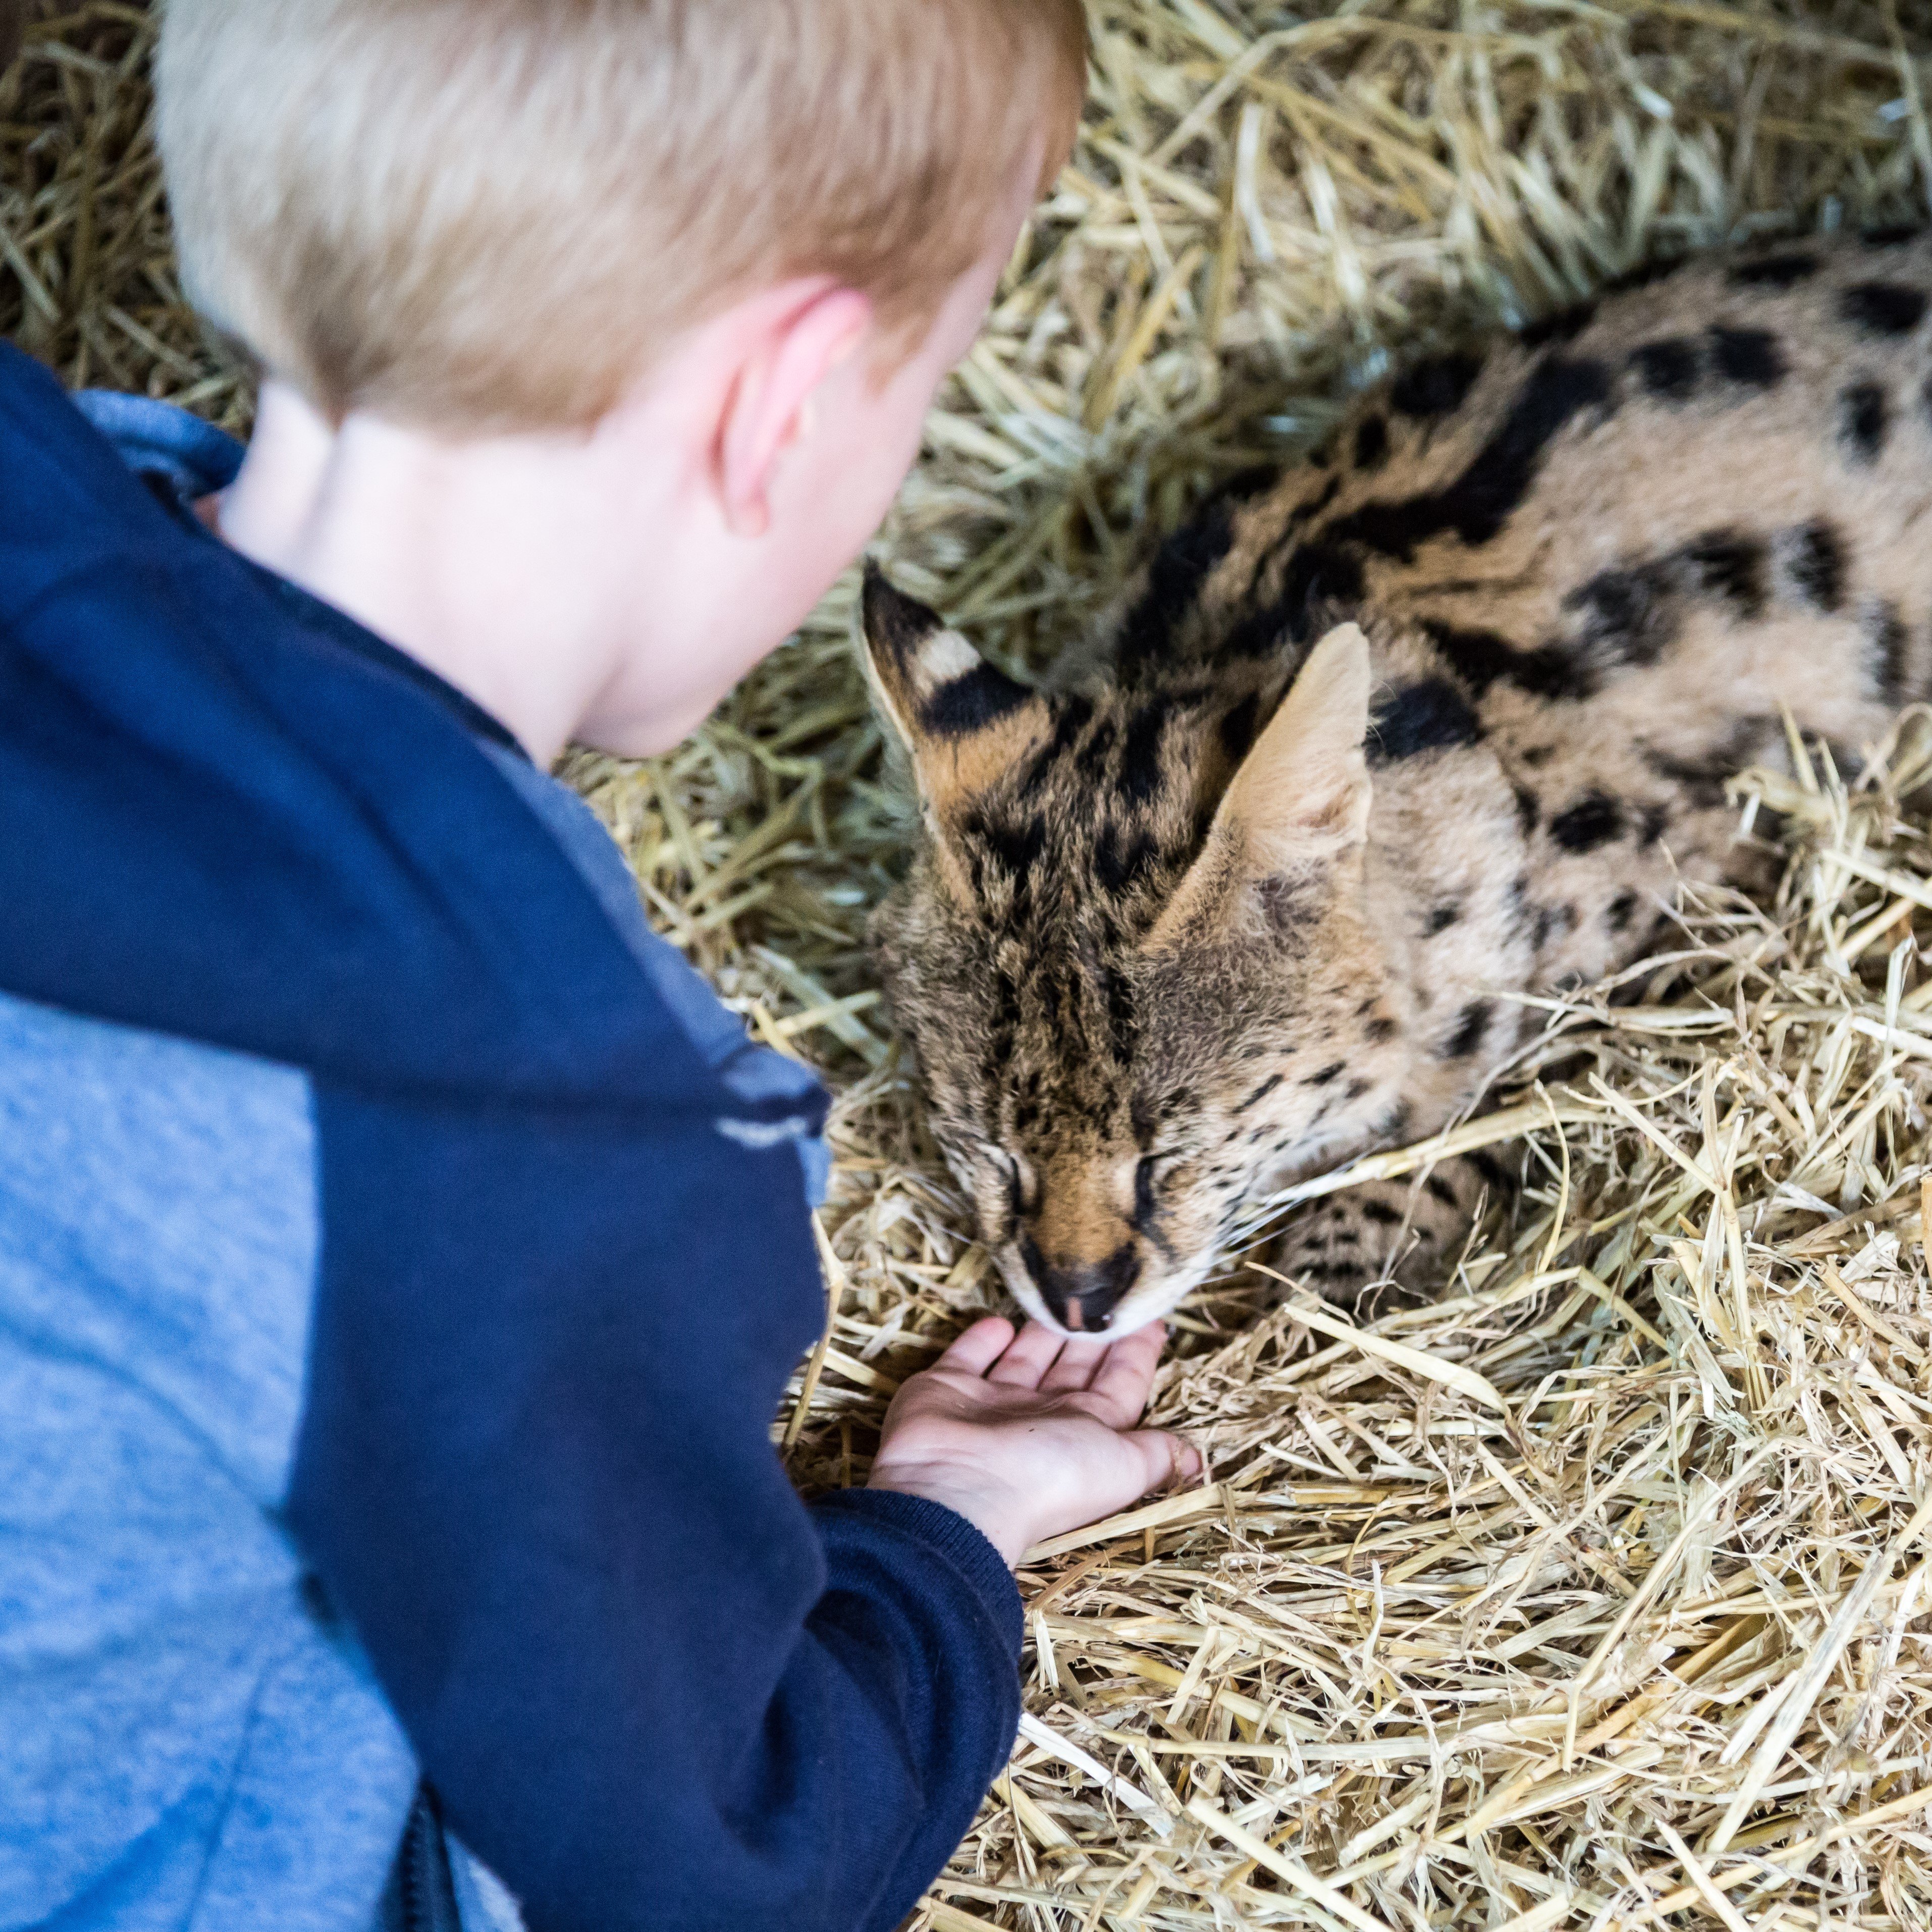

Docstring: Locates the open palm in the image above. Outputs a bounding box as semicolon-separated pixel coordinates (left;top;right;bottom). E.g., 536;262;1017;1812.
868;1317;1200;1567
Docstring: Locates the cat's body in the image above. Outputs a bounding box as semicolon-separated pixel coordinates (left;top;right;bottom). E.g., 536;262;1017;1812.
864;231;1932;1338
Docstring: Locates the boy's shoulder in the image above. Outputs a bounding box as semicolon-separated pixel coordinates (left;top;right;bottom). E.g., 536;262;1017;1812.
0;350;820;1138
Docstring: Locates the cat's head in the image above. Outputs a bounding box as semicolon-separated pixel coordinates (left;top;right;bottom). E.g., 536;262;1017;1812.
862;568;1411;1338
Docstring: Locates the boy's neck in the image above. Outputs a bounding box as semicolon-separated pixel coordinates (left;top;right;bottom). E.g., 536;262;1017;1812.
217;382;641;767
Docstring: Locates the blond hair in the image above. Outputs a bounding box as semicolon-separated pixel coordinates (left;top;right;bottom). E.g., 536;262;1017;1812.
156;0;1086;433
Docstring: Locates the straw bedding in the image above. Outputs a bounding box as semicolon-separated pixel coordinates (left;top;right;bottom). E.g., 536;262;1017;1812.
9;2;1932;1925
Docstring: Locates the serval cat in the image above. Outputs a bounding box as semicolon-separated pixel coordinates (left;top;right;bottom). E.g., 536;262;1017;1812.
864;231;1932;1338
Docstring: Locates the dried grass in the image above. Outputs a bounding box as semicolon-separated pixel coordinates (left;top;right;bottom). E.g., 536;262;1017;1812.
10;2;1932;1925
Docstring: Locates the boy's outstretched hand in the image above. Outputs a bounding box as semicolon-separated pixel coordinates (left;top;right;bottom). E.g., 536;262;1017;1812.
867;1318;1202;1568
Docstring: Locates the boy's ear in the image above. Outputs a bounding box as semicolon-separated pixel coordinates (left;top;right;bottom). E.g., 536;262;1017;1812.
861;566;1048;878
1144;623;1374;952
717;285;872;539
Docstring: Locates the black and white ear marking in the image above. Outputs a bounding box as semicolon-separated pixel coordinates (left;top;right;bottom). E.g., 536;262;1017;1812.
861;564;1033;744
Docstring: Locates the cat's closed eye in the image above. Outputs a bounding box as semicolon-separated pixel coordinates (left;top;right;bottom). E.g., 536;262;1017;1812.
971;1144;1034;1235
1133;1155;1163;1227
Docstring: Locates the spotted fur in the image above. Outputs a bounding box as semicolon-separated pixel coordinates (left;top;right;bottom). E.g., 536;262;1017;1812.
866;231;1932;1338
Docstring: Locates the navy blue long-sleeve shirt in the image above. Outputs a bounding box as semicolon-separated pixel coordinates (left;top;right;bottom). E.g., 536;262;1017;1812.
0;343;1021;1932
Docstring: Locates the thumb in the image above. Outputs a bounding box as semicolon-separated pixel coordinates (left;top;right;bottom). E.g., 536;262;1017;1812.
1125;1429;1204;1497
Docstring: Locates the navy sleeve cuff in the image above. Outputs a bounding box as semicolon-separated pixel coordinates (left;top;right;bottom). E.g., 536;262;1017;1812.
811;1487;1024;1660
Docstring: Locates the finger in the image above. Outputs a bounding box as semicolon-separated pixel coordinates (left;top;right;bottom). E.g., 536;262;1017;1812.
1038;1335;1111;1393
1125;1429;1204;1496
937;1316;1015;1378
1082;1321;1169;1426
985;1319;1069;1389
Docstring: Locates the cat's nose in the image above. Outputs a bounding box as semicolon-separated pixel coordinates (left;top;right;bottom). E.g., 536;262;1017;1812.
1032;1243;1141;1333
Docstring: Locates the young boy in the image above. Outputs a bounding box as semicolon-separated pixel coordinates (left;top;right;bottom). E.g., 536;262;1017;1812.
0;4;1202;1930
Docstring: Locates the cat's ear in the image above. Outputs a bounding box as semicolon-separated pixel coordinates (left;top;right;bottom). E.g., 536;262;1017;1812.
1145;623;1374;951
861;563;1047;828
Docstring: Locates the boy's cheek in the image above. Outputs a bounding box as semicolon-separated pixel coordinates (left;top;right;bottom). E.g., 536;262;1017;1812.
587;387;934;759
587;571;821;757
783;407;926;556
752;428;922;632
586;641;765;758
